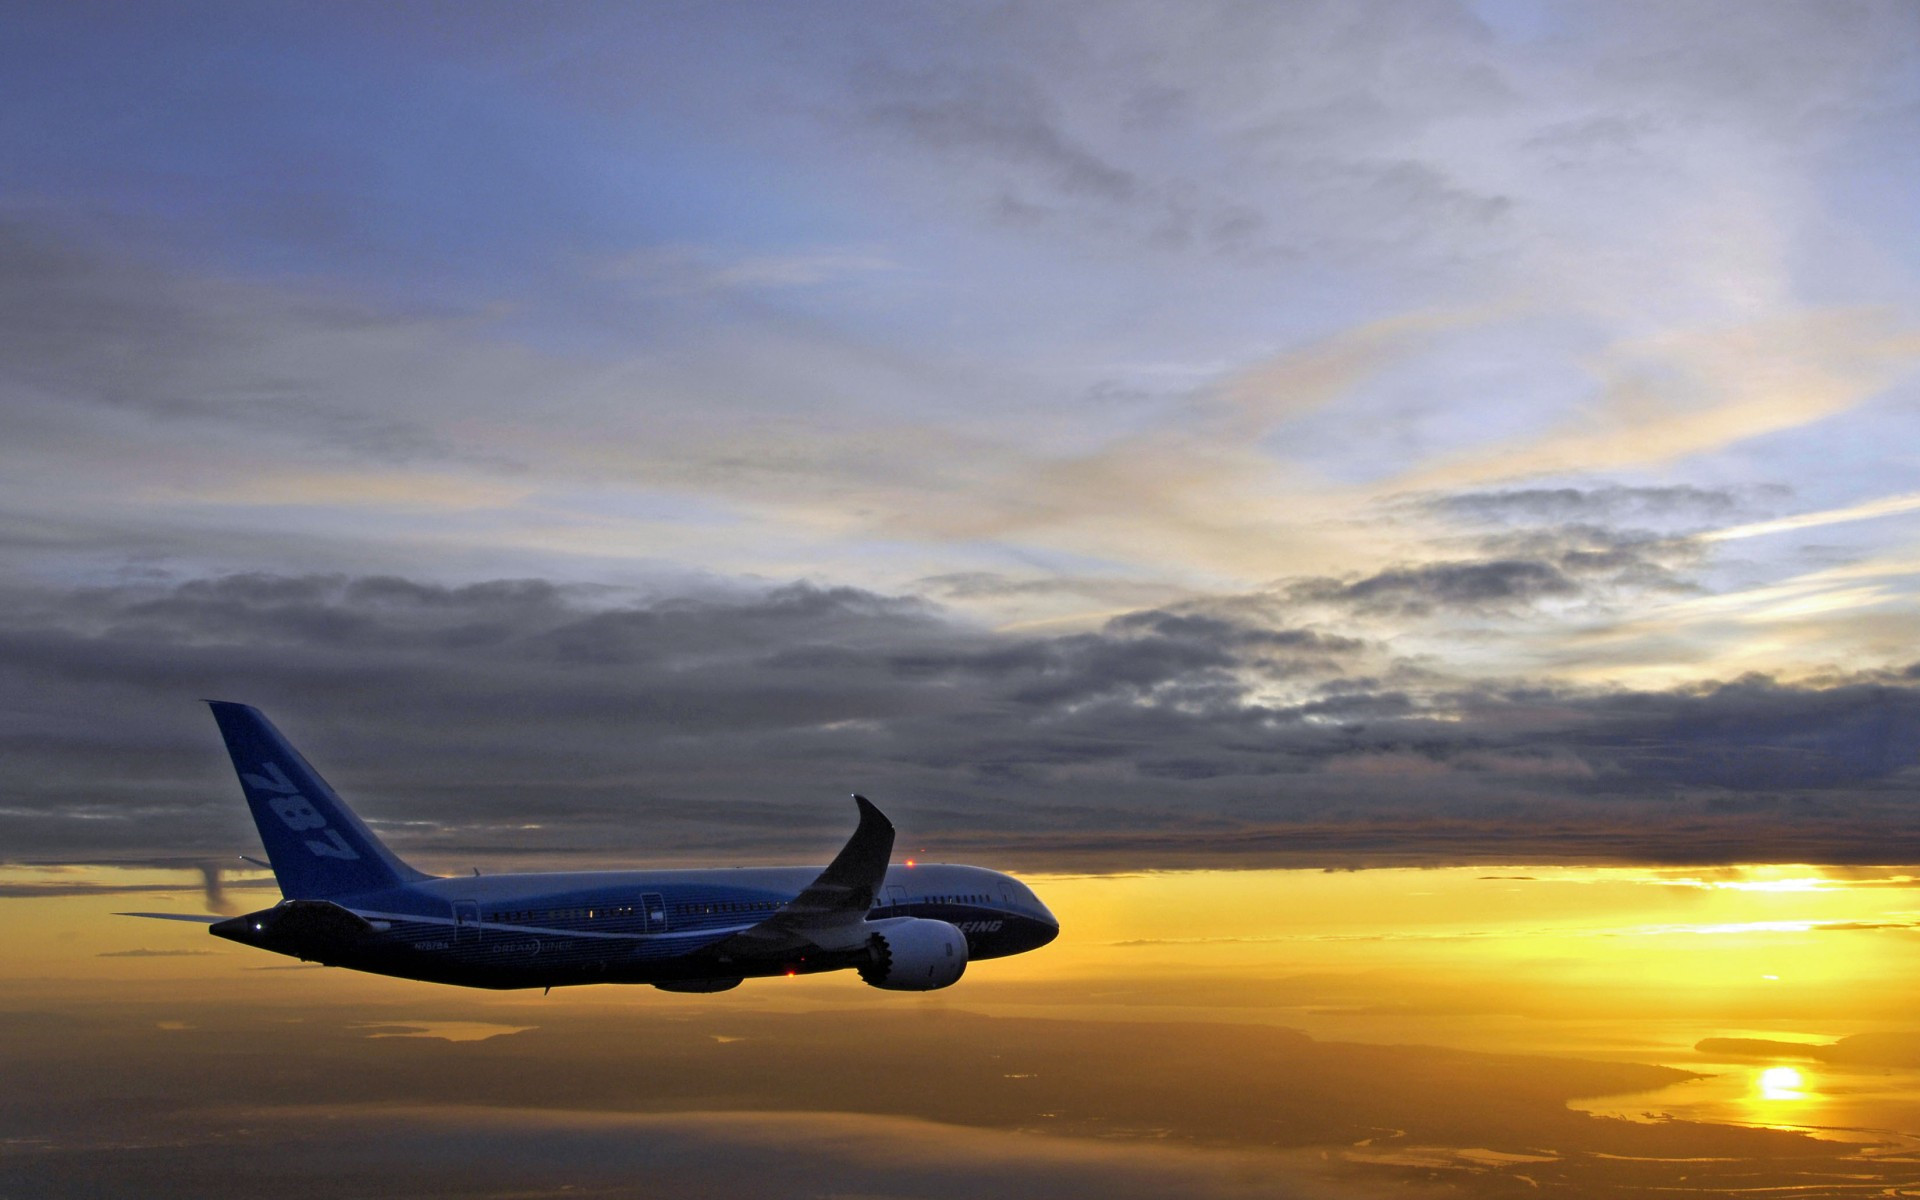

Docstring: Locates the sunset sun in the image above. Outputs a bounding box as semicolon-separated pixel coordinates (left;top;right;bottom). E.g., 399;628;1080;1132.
1759;1066;1807;1099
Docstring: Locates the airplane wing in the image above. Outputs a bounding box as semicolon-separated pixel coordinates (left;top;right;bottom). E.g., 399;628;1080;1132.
705;794;894;960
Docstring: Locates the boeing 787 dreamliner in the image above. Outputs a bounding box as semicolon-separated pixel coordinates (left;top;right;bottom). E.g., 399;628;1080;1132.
124;702;1058;993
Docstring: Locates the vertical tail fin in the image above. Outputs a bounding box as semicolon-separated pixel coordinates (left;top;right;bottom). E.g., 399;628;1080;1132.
206;701;432;899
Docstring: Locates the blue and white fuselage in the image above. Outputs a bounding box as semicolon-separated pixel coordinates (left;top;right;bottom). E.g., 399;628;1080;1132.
222;862;1057;992
136;703;1057;994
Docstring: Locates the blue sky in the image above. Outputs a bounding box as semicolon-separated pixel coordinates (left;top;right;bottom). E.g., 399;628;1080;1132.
4;1;1920;867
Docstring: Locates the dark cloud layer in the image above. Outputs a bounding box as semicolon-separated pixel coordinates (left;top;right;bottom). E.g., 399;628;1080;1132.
3;571;1918;872
1429;484;1772;529
1284;521;1705;619
1290;558;1581;616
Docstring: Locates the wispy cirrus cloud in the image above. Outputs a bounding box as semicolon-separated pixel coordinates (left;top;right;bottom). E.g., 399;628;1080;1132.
594;243;903;293
1390;311;1920;493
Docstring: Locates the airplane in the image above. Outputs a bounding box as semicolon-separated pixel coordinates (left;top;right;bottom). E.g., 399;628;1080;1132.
123;701;1058;993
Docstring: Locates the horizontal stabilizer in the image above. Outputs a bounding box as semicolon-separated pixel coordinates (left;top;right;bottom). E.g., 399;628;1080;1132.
116;911;223;924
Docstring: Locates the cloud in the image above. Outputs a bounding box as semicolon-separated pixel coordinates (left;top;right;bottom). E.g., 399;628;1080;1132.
858;61;1141;203
1572;672;1920;789
1703;490;1920;543
845;309;1477;581
1427;484;1764;530
915;571;1196;613
598;243;902;293
1289;559;1579;617
1279;523;1705;620
835;1;1521;265
0;213;1440;595
1395;311;1920;490
1;4;1918;876
0;219;474;464
2;570;1919;871
5;207;1909;632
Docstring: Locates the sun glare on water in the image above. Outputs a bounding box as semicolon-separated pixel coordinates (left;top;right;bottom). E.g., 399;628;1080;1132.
1735;1064;1831;1133
1759;1066;1808;1100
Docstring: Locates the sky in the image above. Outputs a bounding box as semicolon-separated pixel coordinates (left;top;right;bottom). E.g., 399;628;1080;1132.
6;3;1920;1194
6;1;1920;874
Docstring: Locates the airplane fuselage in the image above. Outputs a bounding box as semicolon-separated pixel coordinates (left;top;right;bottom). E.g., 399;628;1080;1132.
214;862;1056;991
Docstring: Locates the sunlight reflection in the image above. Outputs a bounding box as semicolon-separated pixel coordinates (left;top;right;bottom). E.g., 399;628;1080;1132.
1736;1064;1828;1132
1759;1066;1806;1100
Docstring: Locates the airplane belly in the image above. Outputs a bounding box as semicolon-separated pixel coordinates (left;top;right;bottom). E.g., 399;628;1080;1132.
364;922;752;990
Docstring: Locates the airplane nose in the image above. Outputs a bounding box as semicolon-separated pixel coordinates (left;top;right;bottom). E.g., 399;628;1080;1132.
1031;900;1061;948
998;873;1060;951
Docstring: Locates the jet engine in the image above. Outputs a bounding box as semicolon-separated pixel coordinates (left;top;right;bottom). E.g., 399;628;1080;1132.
858;917;968;991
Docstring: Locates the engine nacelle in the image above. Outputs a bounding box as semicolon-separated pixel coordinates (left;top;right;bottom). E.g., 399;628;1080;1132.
859;917;968;991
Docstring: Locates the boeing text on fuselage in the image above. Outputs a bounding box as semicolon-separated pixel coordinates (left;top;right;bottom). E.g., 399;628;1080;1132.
124;702;1058;993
